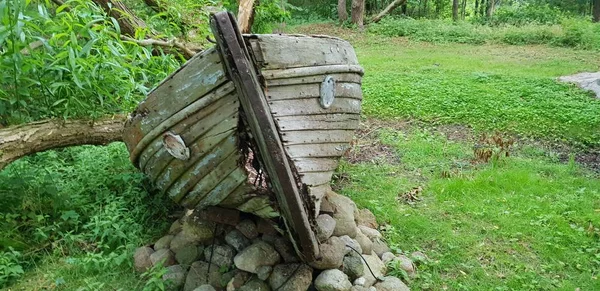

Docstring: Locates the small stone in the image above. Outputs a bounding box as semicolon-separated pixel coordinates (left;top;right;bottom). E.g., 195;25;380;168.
268;264;313;291
171;219;215;253
197;206;240;226
150;249;176;267
175;244;203;267
234;241;281;273
357;226;382;240
371;239;391;258
262;234;278;245
226;270;250;290
316;214;336;242
381;252;396;265
225;229;252;252
204;244;235;268
350;287;371;291
373;276;410;291
342;250;364;280
273;236;299;263
410;251;428;264
319;196;335;214
236;219;259;240
134;246;154;272
361;253;386;287
169;220;182;234
393;255;416;277
327;191;358;238
309;236;346;270
256;218;279;235
355;209;378;229
163;265;186;290
239;278;271;291
184;261;223;291
314;269;352;291
154;235;174;250
353;229;372;255
339;235;362;255
353;277;366;286
257;265;273;281
192;285;216;291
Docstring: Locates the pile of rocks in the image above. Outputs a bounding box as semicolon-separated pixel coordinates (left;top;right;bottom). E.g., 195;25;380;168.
134;190;416;291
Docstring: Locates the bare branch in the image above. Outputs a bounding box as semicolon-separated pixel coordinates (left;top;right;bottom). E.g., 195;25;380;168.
120;36;199;59
371;0;407;23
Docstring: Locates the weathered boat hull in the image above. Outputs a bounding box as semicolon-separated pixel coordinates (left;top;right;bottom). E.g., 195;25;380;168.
246;34;363;215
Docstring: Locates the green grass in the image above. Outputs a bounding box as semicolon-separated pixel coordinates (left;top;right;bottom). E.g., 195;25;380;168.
357;40;600;147
338;128;600;290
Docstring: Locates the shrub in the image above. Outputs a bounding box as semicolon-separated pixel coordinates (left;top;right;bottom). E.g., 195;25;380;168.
369;18;488;45
491;4;565;26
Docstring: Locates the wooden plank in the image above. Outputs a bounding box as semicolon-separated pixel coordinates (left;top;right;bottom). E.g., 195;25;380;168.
138;49;226;133
250;35;359;70
159;131;239;200
281;130;356;145
286;143;351;158
269;98;361;117
261;65;364;80
293;158;340;173
179;147;242;206
139;91;238;170
143;110;238;181
275;114;360;131
183;166;248;209
300;171;334;186
266;82;362;101
265;73;362;87
220;182;253;208
309;184;332;216
212;12;318;261
128;81;236;165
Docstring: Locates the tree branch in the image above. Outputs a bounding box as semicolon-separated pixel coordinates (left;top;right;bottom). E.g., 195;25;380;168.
370;0;407;23
120;36;199;59
0;115;126;170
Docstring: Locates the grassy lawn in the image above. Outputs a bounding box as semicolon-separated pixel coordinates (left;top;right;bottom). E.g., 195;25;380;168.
4;23;600;290
296;24;600;290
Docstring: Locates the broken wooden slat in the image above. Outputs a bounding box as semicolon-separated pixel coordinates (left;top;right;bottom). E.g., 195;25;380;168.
275;114;360;131
281;130;356;145
300;171;334;186
261;65;364;80
212;12;318;261
286;143;351;158
269;98;362;117
250;35;359;70
292;157;341;172
265;73;362;87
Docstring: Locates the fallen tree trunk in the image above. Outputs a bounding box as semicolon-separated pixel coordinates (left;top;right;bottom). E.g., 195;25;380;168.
238;0;256;33
371;0;407;23
0;115;126;170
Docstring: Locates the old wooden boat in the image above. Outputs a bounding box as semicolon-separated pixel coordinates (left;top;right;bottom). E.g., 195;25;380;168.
123;12;363;261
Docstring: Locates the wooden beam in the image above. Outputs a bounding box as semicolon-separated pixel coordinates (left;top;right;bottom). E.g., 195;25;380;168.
210;12;318;262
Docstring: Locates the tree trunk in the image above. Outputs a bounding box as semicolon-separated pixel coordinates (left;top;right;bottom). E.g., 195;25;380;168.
0;116;126;170
479;0;486;17
401;3;407;15
594;0;600;22
475;0;479;16
338;0;348;23
461;0;467;19
486;0;495;18
371;0;407;23
452;0;459;21
351;0;365;28
238;0;256;33
91;0;147;36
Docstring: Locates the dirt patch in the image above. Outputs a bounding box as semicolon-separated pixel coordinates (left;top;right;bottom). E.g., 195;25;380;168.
343;119;411;165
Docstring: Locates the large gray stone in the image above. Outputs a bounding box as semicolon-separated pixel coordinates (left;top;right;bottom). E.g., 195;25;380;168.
314;269;352;291
309;236;346;270
392;255;415;278
175;244;203;267
361;253;386;287
355;209;378;229
257;265;273;281
371;239;390;258
154;234;174;250
192;285;216;291
354;229;372;255
326;191;358;238
171;219;214;253
150;249;176;267
239;278;271;291
558;72;600;99
268;264;313;291
357;226;382;240
169;220;182;234
163;265;186;290
184;261;223;291
316;214;336;242
339;235;362;255
203;244;235;268
134;246;154;272
225;229;251;252
373;276;410;291
342;251;364;280
234;241;281;273
236;219;259;240
273;236;299;263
